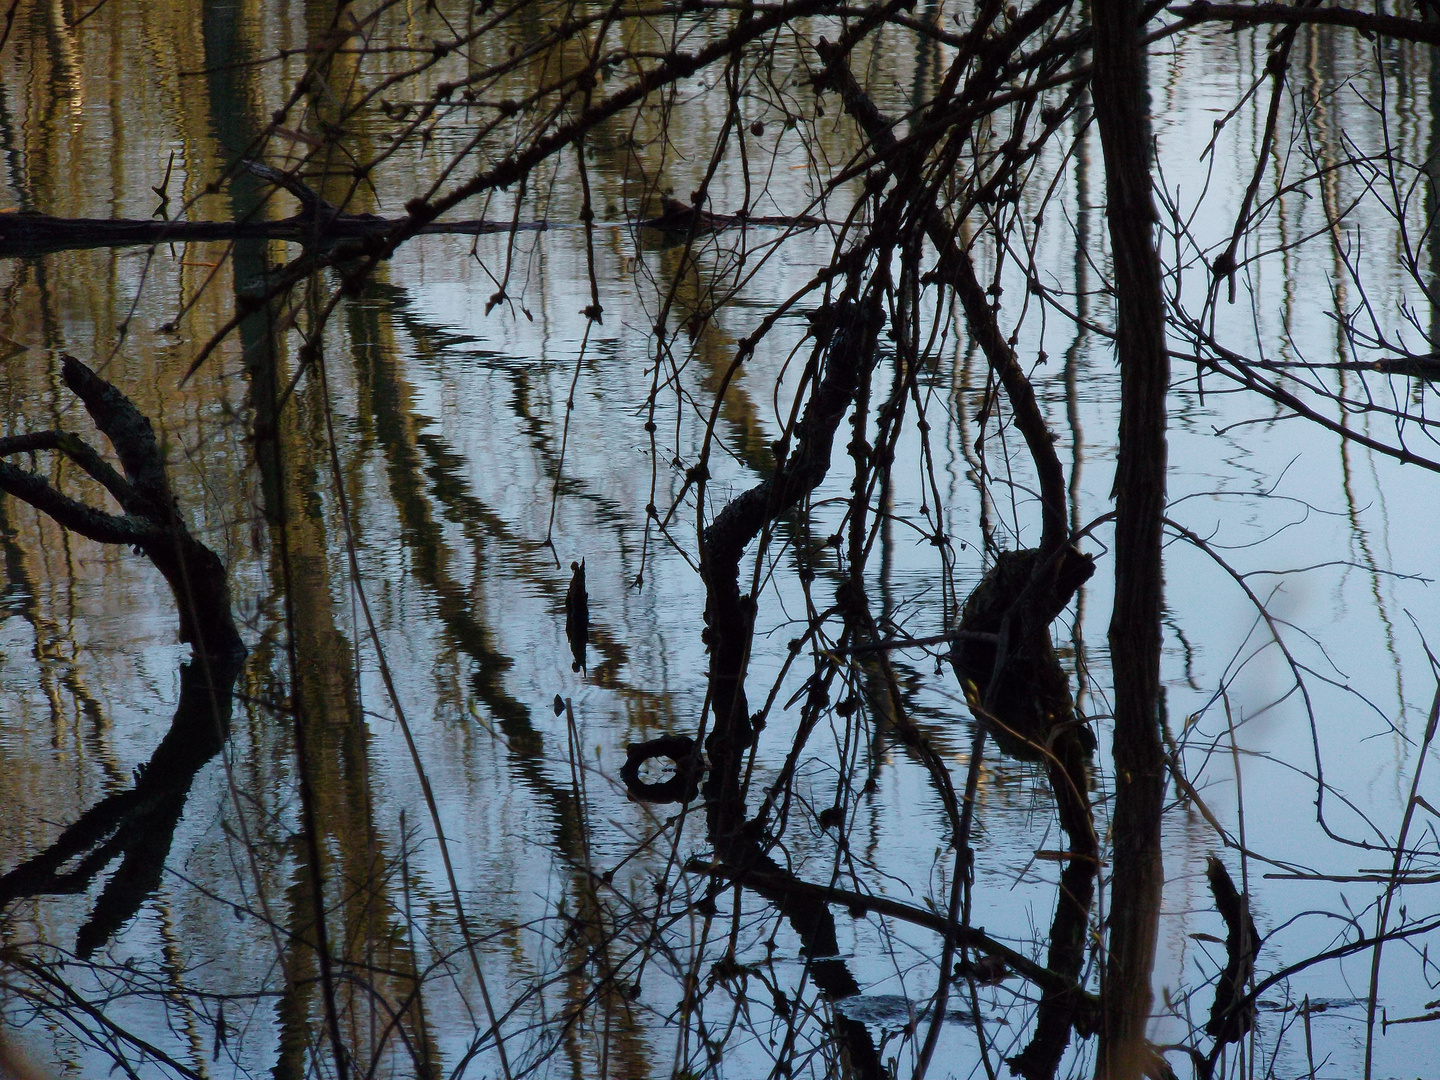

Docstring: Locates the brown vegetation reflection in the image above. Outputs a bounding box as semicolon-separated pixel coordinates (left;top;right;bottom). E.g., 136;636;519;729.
3;1;1440;1079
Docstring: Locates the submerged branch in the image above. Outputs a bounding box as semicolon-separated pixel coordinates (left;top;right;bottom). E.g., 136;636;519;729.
685;857;1101;1017
0;209;534;257
1170;2;1440;45
700;292;885;835
0;356;245;663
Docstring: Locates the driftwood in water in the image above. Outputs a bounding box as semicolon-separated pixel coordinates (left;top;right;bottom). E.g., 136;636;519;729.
0;159;535;256
0;208;532;258
0;355;245;664
1263;355;1440;380
0;357;245;955
950;546;1097;849
1;195;823;259
1205;856;1259;1049
3;162;827;258
620;735;702;803
639;195;828;234
565;558;589;674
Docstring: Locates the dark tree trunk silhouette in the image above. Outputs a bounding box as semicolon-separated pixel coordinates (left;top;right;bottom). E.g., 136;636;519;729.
1089;0;1172;1074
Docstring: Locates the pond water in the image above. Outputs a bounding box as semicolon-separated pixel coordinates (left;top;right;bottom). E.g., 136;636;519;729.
1;2;1438;1078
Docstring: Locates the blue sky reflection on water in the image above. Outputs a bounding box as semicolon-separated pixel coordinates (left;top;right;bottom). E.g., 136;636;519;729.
0;3;1438;1077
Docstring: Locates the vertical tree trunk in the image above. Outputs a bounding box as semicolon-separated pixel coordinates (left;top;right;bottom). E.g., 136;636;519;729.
1088;0;1171;1076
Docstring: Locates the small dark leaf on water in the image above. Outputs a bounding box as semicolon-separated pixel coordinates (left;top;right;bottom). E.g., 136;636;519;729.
213;1002;228;1061
565;558;589;676
553;694;565;715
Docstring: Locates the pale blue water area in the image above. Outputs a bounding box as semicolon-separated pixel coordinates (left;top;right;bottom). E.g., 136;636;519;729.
1;4;1438;1078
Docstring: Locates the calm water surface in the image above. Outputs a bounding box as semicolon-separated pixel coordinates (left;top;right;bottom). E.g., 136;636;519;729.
1;2;1437;1077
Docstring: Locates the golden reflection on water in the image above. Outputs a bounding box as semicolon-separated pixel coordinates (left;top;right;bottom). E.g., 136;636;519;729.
0;1;1436;1077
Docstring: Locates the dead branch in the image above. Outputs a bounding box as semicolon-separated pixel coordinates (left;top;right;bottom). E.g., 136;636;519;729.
0;356;245;663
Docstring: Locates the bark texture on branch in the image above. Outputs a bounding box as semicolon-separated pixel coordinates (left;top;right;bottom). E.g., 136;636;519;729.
0;356;246;664
1090;0;1171;1073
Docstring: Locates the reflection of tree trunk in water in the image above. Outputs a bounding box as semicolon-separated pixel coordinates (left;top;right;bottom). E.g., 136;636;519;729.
1304;29;1407;757
0;642;242;958
1003;94;1101;1080
659;243;777;476
199;10;438;1076
1009;99;1102;1080
377;278;676;696
201;5;338;1067
1430;36;1440;347
863;428;897;791
1007;861;1097;1079
0;497;124;787
1090;0;1169;1075
343;282;651;1077
1067;96;1092;707
255;359;441;1080
281;10;421;1036
261;350;450;1079
1310;42;1413;894
346;283;582;843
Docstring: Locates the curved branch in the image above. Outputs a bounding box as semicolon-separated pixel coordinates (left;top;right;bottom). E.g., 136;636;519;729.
0;461;157;546
700;292;885;835
0;357;245;663
0;429;138;508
